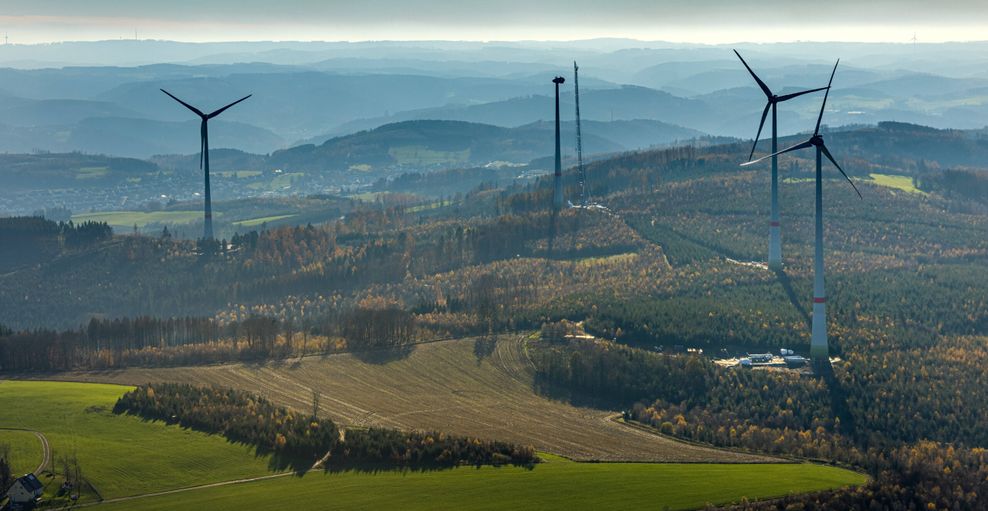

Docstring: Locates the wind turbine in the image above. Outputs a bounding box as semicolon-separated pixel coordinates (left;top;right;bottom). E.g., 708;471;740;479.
161;89;251;240
735;50;829;271
552;76;565;210
742;60;861;366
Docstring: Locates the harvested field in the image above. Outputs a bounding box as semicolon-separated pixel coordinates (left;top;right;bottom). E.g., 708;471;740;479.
46;336;776;463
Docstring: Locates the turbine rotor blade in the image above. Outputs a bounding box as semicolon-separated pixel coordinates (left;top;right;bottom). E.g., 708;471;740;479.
741;139;813;167
776;86;829;102
814;60;839;136
749;101;771;161
734;49;772;98
160;89;205;118
207;94;252;119
820;142;862;198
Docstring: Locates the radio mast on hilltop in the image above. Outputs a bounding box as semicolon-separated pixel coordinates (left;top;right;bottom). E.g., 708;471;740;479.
574;61;587;207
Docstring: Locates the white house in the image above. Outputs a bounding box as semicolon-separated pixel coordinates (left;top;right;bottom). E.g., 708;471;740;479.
5;473;43;505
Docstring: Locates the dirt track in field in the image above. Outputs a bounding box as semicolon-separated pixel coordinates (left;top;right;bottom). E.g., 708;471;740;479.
45;336;776;463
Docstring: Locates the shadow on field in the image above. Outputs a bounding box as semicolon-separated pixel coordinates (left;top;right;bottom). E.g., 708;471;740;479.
267;451;325;475
775;269;811;330
118;411;315;475
318;460;535;475
473;336;497;364
350;344;415;364
531;378;629;411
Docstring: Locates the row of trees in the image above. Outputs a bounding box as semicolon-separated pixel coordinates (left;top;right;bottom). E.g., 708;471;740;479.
115;383;339;459
0;216;112;272
0;304;414;372
114;383;537;467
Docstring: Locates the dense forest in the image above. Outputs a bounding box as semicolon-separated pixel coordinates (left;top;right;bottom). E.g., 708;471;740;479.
532;328;988;509
115;383;537;468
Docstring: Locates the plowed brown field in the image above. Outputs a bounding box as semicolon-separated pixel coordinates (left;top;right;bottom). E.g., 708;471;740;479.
46;336;777;463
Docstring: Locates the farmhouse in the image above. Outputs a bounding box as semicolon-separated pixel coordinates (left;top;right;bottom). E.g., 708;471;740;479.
5;473;44;507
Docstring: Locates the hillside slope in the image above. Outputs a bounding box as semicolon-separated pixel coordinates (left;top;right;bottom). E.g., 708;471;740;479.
45;335;775;463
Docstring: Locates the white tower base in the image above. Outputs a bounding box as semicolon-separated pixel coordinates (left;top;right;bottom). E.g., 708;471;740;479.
810;297;828;361
768;222;781;271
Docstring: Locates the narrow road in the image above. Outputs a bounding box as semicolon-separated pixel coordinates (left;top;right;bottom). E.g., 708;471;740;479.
0;427;51;474
61;453;327;509
68;472;295;509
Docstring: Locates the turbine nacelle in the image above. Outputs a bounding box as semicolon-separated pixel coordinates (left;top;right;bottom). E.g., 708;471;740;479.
740;60;861;199
734;49;830;162
552;76;565;85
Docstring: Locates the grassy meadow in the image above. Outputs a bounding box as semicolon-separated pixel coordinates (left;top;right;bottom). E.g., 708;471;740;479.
72;210;204;229
0;429;43;476
0;379;867;509
0;380;275;500
101;453;866;511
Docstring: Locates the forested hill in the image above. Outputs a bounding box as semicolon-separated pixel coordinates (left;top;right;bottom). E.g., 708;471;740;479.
3;119;988;334
267;119;669;173
0;152;159;191
807;121;988;172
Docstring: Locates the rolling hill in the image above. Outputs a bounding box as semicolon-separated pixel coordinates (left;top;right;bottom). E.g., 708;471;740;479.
270;120;627;173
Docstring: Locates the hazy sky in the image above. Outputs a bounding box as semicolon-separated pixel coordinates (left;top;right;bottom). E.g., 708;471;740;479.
2;0;987;44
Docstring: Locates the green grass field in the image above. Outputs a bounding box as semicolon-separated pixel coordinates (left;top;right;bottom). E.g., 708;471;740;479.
72;210;205;229
233;214;298;227
1;380;867;509
389;145;470;165
247;172;304;191
102;453;866;511
0;429;42;476
868;173;927;195
216;170;263;178
76;167;109;180
0;381;277;500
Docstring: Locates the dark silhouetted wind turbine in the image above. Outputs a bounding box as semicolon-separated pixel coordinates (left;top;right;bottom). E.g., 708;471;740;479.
161;89;251;240
735;50;829;271
742;60;860;365
552;76;565;210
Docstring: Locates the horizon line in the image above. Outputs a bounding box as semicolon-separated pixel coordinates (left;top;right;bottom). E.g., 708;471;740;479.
5;36;988;47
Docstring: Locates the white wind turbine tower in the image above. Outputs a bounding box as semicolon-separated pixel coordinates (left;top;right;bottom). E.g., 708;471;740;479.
743;60;861;365
735;50;829;271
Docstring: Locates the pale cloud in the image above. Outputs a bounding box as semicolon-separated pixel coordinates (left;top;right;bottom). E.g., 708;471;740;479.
1;1;986;44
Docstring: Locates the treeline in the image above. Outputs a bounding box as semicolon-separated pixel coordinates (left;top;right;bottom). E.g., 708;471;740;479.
533;333;833;435
916;167;988;204
0;216;111;271
114;383;339;458
115;383;537;468
0;316;283;372
533;333;711;406
728;442;988;511
0;305;414;372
